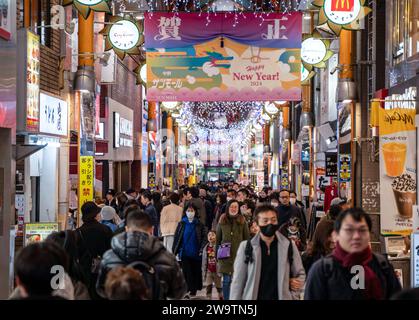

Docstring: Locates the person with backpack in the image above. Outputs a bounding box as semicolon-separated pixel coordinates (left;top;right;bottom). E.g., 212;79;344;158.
172;203;208;298
304;208;402;300
76;201;113;299
96;208;187;300
230;204;305;300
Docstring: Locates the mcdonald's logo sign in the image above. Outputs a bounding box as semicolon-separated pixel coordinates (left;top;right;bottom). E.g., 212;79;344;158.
331;0;355;12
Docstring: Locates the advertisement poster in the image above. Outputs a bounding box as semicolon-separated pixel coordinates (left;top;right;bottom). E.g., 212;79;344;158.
281;170;289;189
316;168;331;205
15;194;25;236
26;31;40;131
326;152;338;177
79;156;94;209
24;223;59;246
339;154;351;182
0;0;11;40
145;13;302;102
379;107;416;236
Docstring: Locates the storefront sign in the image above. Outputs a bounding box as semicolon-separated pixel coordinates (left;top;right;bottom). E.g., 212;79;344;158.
100;16;143;60
326;152;338;177
79;156;94;209
301;32;333;69
26;31;40;132
24;223;59;246
312;0;372;36
113;112;133;148
63;0;111;19
39;93;68;136
15;194;25;237
385;87;416;110
379;107;416;236
145;12;302;102
0;0;12;40
411;232;419;287
339;154;351;182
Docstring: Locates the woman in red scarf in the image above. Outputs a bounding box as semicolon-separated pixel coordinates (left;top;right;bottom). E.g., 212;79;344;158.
304;208;401;300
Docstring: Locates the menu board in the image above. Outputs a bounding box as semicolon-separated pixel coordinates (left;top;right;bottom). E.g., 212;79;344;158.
26;31;40;131
24;223;59;246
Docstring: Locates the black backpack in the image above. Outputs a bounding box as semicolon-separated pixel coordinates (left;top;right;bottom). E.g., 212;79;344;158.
244;237;294;276
127;260;162;300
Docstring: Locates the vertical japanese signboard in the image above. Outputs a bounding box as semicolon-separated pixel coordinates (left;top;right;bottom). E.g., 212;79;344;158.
26;31;40;131
79;156;94;209
379;106;416;236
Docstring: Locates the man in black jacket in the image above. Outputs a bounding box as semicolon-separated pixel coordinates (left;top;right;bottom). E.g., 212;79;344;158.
140;190;159;236
305;208;402;300
97;208;187;299
76;201;113;299
277;189;307;251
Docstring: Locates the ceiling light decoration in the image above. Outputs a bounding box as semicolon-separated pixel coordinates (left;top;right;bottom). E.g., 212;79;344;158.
100;15;144;60
312;0;372;36
63;0;111;19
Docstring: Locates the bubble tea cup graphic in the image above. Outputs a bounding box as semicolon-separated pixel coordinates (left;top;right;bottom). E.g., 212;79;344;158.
382;142;407;177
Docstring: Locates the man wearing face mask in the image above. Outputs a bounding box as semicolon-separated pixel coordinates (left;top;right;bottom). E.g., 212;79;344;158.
230;205;305;300
277;190;307;252
226;189;237;203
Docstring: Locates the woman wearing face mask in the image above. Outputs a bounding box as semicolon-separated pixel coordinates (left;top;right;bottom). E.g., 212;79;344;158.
216;200;250;300
270;192;280;208
173;203;208;298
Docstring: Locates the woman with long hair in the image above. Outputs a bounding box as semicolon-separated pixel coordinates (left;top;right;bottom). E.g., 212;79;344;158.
301;219;336;274
216;199;250;300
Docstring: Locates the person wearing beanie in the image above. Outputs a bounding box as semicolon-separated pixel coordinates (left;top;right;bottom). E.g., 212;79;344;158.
76;201;113;299
100;206;118;233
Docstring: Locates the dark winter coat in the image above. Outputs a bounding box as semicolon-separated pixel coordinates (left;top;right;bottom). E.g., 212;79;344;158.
172;217;208;257
304;254;402;300
96;231;187;299
216;214;250;275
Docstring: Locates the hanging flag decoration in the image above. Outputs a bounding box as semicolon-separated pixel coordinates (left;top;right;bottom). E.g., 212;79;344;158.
301;64;316;85
134;62;147;86
312;0;372;36
301;31;334;69
100;16;144;60
63;0;111;19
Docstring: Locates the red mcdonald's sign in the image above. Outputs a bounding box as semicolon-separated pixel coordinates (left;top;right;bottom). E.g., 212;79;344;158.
331;0;355;12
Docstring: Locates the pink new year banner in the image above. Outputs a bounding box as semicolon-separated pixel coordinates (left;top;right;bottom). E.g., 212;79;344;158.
145;12;302;49
145;13;302;102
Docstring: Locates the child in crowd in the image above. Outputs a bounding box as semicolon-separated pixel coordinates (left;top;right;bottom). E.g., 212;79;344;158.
202;230;223;300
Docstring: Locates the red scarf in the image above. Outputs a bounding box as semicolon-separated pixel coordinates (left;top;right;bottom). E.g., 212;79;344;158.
332;242;383;300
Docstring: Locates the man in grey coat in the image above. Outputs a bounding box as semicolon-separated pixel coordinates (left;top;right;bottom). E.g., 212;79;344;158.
230;204;305;300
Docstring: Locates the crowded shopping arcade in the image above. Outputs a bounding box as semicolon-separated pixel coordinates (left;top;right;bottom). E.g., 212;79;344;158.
0;0;419;305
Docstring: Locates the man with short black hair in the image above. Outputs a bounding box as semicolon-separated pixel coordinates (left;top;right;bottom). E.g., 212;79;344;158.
305;208;401;300
141;191;159;236
13;242;70;299
231;205;305;300
237;188;249;203
184;186;206;226
226;189;237;202
97;208;187;299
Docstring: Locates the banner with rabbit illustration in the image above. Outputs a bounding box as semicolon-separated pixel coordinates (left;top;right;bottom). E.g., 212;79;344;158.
379;107;416;236
144;13;302;101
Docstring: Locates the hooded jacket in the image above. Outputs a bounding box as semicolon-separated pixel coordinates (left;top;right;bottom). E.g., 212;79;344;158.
96;231;187;299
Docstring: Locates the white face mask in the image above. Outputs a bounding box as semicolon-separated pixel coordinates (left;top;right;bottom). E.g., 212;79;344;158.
290;198;296;205
226;197;232;202
186;211;195;220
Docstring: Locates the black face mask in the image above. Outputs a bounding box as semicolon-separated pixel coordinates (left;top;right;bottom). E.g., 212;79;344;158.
260;224;280;237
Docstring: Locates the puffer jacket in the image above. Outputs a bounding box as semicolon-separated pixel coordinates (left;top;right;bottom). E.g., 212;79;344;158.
216;214;250;275
96;231;187;299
